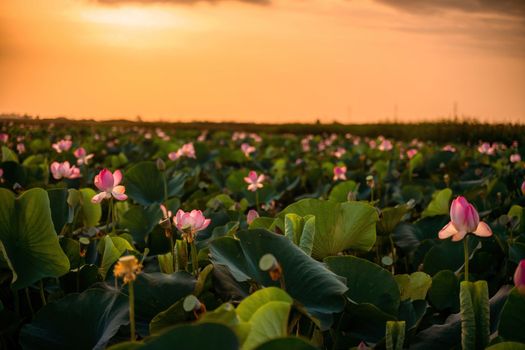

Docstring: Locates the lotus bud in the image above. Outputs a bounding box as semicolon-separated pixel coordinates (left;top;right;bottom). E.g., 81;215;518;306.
514;260;525;294
259;254;282;282
246;209;259;225
521;181;525;196
156;158;166;171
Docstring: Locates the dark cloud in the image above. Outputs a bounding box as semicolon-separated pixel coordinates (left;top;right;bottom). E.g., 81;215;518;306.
374;0;525;18
93;0;269;5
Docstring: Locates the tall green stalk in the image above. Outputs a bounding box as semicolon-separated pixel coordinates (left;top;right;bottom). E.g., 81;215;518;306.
190;241;199;277
464;235;469;282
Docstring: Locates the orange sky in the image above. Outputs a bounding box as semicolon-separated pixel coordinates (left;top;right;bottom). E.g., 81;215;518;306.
1;0;524;123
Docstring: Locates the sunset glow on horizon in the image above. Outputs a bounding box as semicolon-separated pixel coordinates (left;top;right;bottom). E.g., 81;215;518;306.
1;0;524;123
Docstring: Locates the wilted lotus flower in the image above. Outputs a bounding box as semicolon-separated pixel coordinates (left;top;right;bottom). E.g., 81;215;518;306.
168;142;196;160
333;166;347;181
74;147;95;165
246;209;259;224
91;169;128;203
50;161;81;180
173;209;211;243
113;255;142;284
438;196;492;241
52;139;73;153
442;144;456;152
0;133;8;143
406;149;418;159
378;139;393;151
510;154;521;163
241;143;256;158
244;171;265;191
514;260;525;294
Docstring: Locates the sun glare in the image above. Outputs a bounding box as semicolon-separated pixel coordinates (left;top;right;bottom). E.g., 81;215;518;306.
81;6;188;29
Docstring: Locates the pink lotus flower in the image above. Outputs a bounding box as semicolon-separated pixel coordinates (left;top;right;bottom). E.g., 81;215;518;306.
0;133;8;144
247;209;259;224
442;144;456;152
241;143;256;158
478;142;495;155
333;147;346;159
378;139;393;151
333;166;347;181
244;170;265;192
438;196;492;241
173;209;211;243
406;149;418;159
91;169;128;203
168;142;196;160
50;161;81;180
52;139;73;153
510;154;521;163
17;143;26;154
368;140;377;149
514;260;525;294
74;147;95;165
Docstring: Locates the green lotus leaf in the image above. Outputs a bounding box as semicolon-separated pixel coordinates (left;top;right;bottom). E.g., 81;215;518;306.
19;289;129;350
275;199;378;259
78;188;102;227
242;301;291;350
141;323;239;350
498;288;525;343
394;271;432;301
47;188;69;233
325;256;400;316
0;188;70;290
329;180;358;202
421;188;452;218
210;229;348;330
427;270;460;312
125;161;183;206
236;287;293;322
254;337;317;350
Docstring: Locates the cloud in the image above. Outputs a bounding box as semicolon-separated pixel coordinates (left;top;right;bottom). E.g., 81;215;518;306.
374;0;525;18
92;0;269;5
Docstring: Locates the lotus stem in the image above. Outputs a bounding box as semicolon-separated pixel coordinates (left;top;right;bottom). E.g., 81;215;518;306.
129;280;136;341
168;230;177;272
463;235;469;282
255;191;260;212
105;198;113;234
162;172;168;203
389;235;396;275
190;241;199;277
39;280;46;306
25;288;34;317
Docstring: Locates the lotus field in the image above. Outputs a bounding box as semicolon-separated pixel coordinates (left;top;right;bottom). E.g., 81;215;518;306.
1;121;525;350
